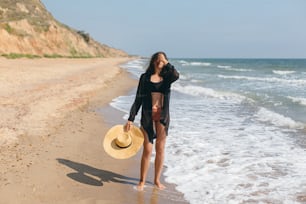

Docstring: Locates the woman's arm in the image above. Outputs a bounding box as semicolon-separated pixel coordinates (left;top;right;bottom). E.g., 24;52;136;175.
160;63;179;84
127;74;145;122
125;74;145;131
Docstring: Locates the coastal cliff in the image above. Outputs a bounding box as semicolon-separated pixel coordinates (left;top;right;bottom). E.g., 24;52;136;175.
0;0;128;57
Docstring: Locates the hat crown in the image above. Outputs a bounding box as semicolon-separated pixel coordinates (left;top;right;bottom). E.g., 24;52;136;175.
103;125;144;159
115;132;132;148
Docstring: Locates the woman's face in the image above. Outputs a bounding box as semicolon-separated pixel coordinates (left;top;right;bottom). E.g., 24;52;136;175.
155;54;166;70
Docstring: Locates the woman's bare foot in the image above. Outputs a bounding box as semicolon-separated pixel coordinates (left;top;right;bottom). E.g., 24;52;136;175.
136;182;145;191
154;181;166;190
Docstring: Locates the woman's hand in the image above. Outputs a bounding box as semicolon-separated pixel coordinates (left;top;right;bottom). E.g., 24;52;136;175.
124;121;133;132
159;54;168;65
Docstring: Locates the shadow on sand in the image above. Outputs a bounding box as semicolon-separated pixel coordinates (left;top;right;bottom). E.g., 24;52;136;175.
57;158;139;186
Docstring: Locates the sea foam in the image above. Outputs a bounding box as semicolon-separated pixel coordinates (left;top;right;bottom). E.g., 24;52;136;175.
254;107;304;129
172;83;245;102
217;65;253;72
218;75;306;86
287;96;306;106
273;70;296;75
180;61;211;67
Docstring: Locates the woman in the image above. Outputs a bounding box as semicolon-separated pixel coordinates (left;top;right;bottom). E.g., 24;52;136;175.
125;52;179;190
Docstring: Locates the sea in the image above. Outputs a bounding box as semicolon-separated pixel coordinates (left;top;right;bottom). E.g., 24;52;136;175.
110;58;306;204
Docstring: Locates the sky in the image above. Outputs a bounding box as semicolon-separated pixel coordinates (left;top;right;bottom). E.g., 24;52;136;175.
41;0;306;58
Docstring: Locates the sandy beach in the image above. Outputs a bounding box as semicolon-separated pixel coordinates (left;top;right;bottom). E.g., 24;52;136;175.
0;57;187;204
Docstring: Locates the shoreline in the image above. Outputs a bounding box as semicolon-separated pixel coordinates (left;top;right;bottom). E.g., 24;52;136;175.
0;57;187;203
96;103;188;203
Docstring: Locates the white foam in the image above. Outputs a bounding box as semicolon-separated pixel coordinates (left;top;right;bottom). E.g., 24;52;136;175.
178;60;188;64
177;74;188;80
218;75;306;86
181;61;211;67
172;83;246;102
217;65;232;69
287;96;306;106
254;107;304;129
217;65;253;72
273;70;296;75
121;58;146;69
120;59;146;77
110;96;131;114
164;97;306;203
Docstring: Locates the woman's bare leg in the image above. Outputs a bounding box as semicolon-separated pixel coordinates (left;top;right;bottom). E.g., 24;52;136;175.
154;122;166;189
137;128;153;190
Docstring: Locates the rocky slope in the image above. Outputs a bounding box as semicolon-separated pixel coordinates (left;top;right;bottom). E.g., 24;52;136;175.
0;0;128;57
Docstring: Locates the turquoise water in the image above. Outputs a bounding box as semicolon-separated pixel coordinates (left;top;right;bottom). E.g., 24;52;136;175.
113;58;306;203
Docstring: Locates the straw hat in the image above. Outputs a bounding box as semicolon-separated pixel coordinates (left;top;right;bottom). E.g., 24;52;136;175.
103;125;144;159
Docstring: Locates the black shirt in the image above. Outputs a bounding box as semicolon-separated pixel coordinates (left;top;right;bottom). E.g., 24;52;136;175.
128;63;179;143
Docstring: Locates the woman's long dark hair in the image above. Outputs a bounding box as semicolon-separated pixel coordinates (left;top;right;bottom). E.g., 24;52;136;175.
145;51;168;75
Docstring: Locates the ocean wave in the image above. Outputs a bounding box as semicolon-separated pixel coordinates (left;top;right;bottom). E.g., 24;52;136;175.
287;96;306;106
218;75;306;86
121;64;143;70
165;102;306;203
177;74;188;80
180;61;211;67
217;65;232;69
254;107;304;129
172;84;245;101
121;59;146;68
121;59;146;77
178;60;188;64
273;70;296;75
217;65;253;72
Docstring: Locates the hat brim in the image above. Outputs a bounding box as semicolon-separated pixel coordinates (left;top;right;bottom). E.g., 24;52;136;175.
103;125;144;159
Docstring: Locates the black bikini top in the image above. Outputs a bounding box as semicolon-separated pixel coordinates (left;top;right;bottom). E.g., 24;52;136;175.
150;80;164;93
